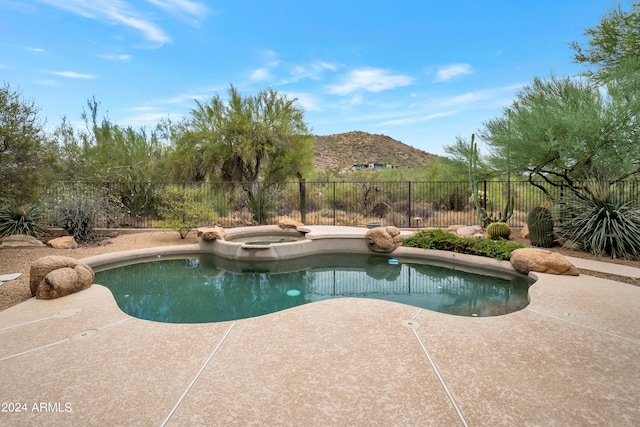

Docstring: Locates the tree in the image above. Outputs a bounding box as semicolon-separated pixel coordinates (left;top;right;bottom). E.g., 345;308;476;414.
478;75;640;200
169;84;314;222
53;99;168;216
0;83;56;203
571;1;640;85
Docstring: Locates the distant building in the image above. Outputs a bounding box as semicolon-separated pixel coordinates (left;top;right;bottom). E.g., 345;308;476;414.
351;163;395;171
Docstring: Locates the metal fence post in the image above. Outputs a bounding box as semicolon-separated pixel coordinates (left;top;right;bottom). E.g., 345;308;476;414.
257;182;261;224
407;181;412;227
333;182;336;226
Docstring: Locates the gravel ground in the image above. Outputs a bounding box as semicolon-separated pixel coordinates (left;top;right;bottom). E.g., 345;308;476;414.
1;229;638;312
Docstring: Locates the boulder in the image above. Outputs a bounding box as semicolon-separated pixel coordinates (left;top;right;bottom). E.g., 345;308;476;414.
197;226;226;241
447;224;465;232
365;226;403;253
520;224;530;239
29;255;94;299
456;225;483;237
278;216;304;230
0;234;45;248
47;236;78;249
510;248;579;276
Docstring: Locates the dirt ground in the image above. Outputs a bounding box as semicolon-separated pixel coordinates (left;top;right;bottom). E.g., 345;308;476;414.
1;228;638;312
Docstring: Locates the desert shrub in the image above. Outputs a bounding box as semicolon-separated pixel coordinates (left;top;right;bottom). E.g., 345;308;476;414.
556;180;640;259
430;186;469;211
156;185;218;238
403;229;525;260
57;196;111;241
0;201;46;237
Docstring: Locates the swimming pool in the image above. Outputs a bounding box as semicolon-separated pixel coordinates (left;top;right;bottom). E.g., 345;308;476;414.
94;252;532;323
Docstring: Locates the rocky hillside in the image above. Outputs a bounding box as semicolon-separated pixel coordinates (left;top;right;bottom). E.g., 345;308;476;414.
313;131;436;172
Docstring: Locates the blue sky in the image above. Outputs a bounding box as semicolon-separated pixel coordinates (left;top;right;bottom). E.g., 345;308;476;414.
0;0;617;155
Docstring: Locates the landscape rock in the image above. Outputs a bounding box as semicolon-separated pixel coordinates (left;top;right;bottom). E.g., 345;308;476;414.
456;225;483;237
447;224;465;232
47;236;78;249
278;216;304;230
29;255;94;299
197;226;226;241
0;234;45;248
365;226;403;253
520;224;530;239
510;248;579;276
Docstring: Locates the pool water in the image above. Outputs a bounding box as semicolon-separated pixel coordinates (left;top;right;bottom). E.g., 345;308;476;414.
95;253;532;323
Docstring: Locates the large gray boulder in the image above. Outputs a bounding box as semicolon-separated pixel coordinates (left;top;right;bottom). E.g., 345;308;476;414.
30;255;94;299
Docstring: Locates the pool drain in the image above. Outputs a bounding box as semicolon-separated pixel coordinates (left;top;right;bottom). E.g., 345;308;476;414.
286;289;301;297
71;329;98;340
400;319;420;329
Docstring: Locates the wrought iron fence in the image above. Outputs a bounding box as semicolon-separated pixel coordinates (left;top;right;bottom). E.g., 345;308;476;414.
39;180;583;230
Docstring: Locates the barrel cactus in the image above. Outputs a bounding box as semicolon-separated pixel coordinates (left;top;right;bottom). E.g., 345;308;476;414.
486;222;511;240
528;206;554;247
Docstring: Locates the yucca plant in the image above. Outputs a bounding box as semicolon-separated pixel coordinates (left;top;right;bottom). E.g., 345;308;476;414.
0;201;46;237
556;179;640;259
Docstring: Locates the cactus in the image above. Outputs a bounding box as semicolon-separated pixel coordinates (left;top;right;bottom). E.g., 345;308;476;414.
486;222;511;240
528;206;554;247
468;134;514;227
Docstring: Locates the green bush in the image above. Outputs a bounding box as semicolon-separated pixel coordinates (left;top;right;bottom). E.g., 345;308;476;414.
156;185;218;238
402;229;525;260
556;181;640;259
0;201;46;237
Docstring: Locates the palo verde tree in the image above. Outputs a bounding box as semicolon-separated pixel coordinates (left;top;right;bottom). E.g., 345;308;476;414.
168;84;314;222
478;74;640;200
570;1;640;85
53;98;168;215
0;83;57;204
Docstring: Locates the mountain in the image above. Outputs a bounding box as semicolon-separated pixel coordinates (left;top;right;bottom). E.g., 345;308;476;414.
313;131;436;172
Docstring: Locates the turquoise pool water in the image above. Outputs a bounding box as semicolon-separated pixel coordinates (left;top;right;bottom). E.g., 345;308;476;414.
95;253;532;323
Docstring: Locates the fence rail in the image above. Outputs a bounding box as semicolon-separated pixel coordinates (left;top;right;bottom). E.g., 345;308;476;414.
39;180;636;230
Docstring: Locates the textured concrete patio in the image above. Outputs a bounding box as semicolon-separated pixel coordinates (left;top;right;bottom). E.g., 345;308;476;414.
1;234;639;426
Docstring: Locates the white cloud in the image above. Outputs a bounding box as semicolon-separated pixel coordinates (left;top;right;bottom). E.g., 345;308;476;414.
434;63;473;82
379;111;456;126
35;0;172;44
434;84;524;108
290;60;338;81
99;53;132;61
123;111;177;127
284;92;321;112
250;68;271;81
50;70;96;79
326;68;413;95
33;79;61;87
144;0;211;26
163;92;209;104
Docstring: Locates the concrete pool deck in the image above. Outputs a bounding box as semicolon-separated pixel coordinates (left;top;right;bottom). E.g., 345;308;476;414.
1;230;639;426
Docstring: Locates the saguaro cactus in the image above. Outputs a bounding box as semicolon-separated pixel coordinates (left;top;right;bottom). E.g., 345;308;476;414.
468;134;514;227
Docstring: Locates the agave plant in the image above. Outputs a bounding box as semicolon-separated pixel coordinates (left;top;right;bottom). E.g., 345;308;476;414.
556;179;640;259
0;201;46;237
